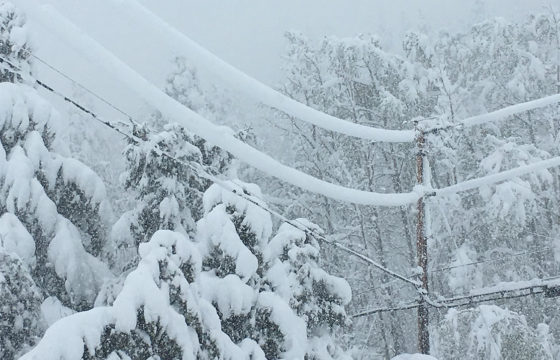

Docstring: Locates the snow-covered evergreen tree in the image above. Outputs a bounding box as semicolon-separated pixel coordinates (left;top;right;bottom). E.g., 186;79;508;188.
0;13;114;354
265;219;352;359
0;82;112;308
21;230;257;360
0;251;43;359
107;121;232;272
0;1;30;83
90;54;351;359
107;56;234;273
196;181;308;359
23;181;351;359
0;82;114;355
0;214;42;359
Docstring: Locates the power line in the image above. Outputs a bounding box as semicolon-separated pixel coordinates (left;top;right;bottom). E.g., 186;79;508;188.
352;301;421;317
0;25;131;123
423;94;560;134
6;50;559;313
434;156;560;197
4;37;559;325
0;54;421;291
31;7;428;207
0;59;132;139
430;247;553;273
352;276;560;317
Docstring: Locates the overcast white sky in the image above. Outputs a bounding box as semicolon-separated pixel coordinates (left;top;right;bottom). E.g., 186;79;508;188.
141;0;555;85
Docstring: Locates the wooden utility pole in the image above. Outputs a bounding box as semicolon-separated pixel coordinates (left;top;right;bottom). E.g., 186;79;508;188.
415;120;430;354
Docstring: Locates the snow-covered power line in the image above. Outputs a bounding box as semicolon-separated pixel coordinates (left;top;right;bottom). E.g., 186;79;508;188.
60;0;417;143
426;94;560;133
430;247;553;273
461;94;560;128
19;2;423;207
16;3;560;334
0;24;133;124
435;156;560;197
439;276;560;307
353;276;560;317
0;54;422;291
352;301;422;317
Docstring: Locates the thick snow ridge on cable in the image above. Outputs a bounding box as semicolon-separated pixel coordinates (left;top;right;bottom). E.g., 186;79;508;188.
21;3;421;207
436;156;560;196
461;94;560;128
104;0;414;143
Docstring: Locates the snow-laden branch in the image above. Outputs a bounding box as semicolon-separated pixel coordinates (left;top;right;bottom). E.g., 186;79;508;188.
436;156;560;197
95;0;416;143
19;2;421;207
189;164;420;288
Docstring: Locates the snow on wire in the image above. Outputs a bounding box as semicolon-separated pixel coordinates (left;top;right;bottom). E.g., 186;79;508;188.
18;3;560;206
19;2;423;207
105;0;416;143
424;94;560;134
14;2;560;311
353;276;560;317
35;0;560;142
435;156;560;197
0;54;422;291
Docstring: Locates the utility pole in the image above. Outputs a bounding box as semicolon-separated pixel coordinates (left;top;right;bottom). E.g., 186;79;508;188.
415;119;430;354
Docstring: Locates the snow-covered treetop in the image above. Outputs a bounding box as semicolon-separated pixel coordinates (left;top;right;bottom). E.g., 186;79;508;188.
0;1;30;83
203;181;272;244
0;82;113;308
20;230;248;360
